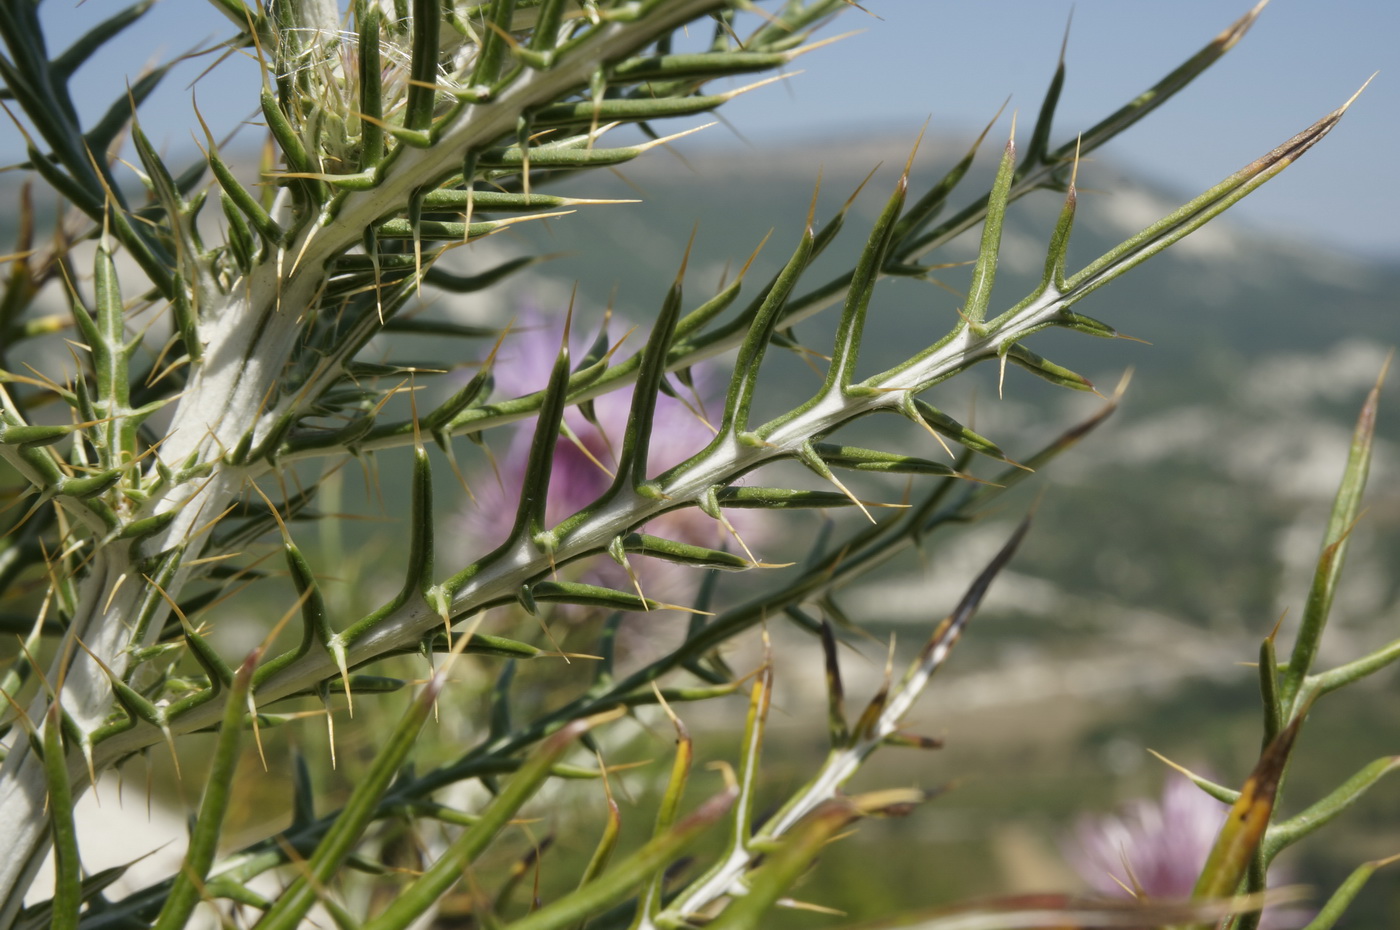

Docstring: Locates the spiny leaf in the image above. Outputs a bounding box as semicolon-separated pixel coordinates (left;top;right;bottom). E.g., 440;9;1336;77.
252;670;449;930
405;0;442;131
289;751;316;828
890;108;1000;252
1001;342;1095;393
505;790;735;930
153;649;259;930
420;255;551;295
1301;853;1400;930
573;791;622;901
355;0;385;170
621;533;752;572
489;658;517;743
474;137;689;170
251;540;333;684
41;703;81;930
610;50;798;83
1057;0;1269;163
531;90;735;127
964;123;1016;329
1040;143;1079;294
815;443;964;477
1022;17;1069;171
884;517;1032;735
821;147;909;395
418;189;635;212
220;192;257;269
168;273;202;364
0;422;76;448
821;619;849;747
510;320;572;549
1258;617;1284;748
718;201;815;436
1310;634;1400;700
676;664;773;914
905;397;1014;464
882;731;944;750
84;58;173;157
371;212;572;240
715;486;877;510
704;794;916;930
795;441;873;522
1061;90;1363;308
405;445;435;604
467;0;514;89
259;88;321;207
362;713;619;930
634;687;694;922
1280;357;1386;711
532;580;693;614
1263;756;1400;862
609;243;688;494
205;136;285;246
426;630;543;660
1057;308;1123;340
1192;711;1306;904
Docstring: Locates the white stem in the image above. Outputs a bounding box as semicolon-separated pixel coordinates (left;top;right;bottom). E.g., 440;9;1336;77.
0;4;731;923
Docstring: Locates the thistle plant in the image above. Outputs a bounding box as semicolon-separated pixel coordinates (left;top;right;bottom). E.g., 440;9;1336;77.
0;2;1389;929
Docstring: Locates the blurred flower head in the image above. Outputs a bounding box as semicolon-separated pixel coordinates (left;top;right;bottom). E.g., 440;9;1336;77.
1067;774;1226;900
457;310;763;616
1065;773;1308;929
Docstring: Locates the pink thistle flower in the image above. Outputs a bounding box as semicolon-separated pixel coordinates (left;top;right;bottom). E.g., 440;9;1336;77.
458;310;763;616
1068;774;1228;900
1065;774;1308;929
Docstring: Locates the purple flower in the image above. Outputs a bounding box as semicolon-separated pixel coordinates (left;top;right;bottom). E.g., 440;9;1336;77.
1067;774;1227;899
1065;774;1308;929
458;311;764;616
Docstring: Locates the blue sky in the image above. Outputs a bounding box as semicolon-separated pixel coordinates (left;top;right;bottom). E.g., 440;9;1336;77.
15;1;1398;260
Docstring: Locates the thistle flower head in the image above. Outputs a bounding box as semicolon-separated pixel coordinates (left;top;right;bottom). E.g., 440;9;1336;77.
1067;774;1227;899
459;310;758;612
1065;774;1308;929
